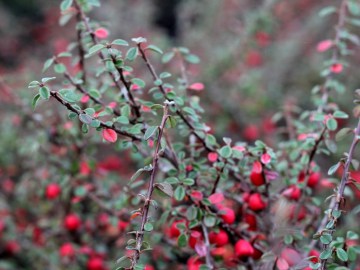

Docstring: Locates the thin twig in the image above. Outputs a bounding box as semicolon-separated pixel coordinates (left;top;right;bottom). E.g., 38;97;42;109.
131;103;170;268
49;90;140;141
319;118;360;269
201;221;214;269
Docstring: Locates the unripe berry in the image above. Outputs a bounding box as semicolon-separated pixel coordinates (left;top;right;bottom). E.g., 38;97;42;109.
64;214;81;231
235;239;254;257
248;193;267;211
209;229;229;246
45;183;61;199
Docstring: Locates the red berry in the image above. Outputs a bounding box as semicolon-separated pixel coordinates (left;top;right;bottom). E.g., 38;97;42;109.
250;171;265;186
308;172;320;188
219;207;236;224
144;265;155;270
248;193;267;211
309;249;320;263
283;185;301;200
169;220;186;238
45;183;61;199
5;240;21;255
209;229;229;246
235;239;254;257
243;213;257;231
187;257;202;270
64;214;81;231
59;242;75;257
87;257;104;270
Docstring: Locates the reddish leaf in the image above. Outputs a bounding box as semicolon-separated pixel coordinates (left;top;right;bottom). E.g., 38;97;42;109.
102;129;118;143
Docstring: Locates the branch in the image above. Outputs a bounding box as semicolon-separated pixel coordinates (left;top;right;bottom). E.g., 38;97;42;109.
137;43;214;153
54;58;122;116
318;0;348;113
130;103;170;268
201;221;214;269
49;90;140;141
319;118;360;269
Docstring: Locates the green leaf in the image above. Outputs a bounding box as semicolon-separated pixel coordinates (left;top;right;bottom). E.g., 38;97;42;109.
43;58;54;72
160;72;171;79
82;123;88;133
57;52;72;58
320;234;332;244
154;183;173;197
162;51;175;63
54;63;66;73
79;114;92;125
112;39;129;46
41;77;56;83
87;44;105;56
129;165;153;185
28;80;40;88
166;116;177;128
115;116;129;125
121;105;131;117
348;1;360;16
177;234;187;247
185;54;200;64
333;111;349;119
219;145;232;159
336;248;348;262
126;47;139;61
326;118;337;131
182;178;195;186
328;162;340;175
32;94;41;109
131;78;146;88
146;45;163;54
144;222;153;232
60;0;73;10
174;185;185;201
59;89;81;103
319;6;337;17
186;206;197;221
336;128;353;141
284;234;293;245
90;119;101;128
131;37;147;44
39;86;50;100
320;249;332;260
89;88;101;98
347;246;357;261
144;126;158;140
204;215;216;227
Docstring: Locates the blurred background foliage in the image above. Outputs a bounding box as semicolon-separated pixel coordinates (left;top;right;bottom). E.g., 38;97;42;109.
1;0;360;269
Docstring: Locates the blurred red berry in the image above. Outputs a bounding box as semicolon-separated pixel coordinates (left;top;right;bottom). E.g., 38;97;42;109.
64;214;81;231
60;242;75;257
235;240;254;257
45;183;61;200
248;193;267;211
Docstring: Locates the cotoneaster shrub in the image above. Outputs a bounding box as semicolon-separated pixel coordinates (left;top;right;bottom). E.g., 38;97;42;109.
1;0;360;270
